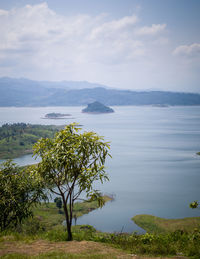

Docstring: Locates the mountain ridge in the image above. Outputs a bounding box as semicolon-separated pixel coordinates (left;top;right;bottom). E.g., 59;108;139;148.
0;77;200;107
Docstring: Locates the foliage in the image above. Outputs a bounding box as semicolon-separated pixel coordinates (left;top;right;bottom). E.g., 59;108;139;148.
32;202;65;230
1;223;200;258
0;160;46;231
100;229;200;258
2;227;200;258
69;227;200;258
132;214;200;234
0;195;111;237
54;197;62;210
190;201;199;209
15;217;46;235
33;123;111;240
0;123;59;159
28;196;112;232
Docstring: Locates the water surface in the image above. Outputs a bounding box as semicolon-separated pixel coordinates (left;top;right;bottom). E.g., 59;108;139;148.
0;106;200;233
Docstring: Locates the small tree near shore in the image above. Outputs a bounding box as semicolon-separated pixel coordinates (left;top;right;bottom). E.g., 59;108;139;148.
33;123;110;241
190;201;199;209
54;197;62;213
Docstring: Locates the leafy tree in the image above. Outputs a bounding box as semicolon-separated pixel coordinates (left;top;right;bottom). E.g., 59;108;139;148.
0;160;46;231
54;197;62;211
33;123;110;241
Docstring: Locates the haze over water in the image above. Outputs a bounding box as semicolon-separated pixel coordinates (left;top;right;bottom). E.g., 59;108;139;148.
0;106;200;233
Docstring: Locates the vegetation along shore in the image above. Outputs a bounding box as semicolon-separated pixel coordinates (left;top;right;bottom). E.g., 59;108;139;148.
0;123;200;258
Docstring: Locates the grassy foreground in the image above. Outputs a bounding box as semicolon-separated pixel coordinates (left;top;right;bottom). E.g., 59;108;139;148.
32;195;112;230
132;214;200;234
1;214;200;258
1;204;200;258
1;223;200;258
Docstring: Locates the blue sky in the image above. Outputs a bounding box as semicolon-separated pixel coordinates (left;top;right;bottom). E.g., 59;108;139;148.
0;0;200;92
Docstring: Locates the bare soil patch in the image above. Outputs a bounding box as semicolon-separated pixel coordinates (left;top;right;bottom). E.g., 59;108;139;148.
0;240;188;259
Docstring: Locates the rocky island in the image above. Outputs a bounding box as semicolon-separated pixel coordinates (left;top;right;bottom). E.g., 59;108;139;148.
82;101;114;114
43;113;71;119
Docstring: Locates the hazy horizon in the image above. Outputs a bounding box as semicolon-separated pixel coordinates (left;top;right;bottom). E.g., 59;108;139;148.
1;76;200;94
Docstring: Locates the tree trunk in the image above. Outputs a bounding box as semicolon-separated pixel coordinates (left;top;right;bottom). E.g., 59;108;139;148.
62;196;73;241
66;222;73;241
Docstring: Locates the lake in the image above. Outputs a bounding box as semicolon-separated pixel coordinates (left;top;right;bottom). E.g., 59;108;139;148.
0;106;200;233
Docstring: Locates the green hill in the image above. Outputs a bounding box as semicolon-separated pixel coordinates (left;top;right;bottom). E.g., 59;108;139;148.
1;77;200;106
0;123;59;159
82;101;114;113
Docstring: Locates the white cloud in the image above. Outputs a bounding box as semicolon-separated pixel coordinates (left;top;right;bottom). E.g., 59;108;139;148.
135;24;166;36
173;43;200;57
2;3;191;91
0;4;148;69
90;14;138;40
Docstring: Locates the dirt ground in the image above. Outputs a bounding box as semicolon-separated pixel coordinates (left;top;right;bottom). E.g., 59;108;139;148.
0;239;188;259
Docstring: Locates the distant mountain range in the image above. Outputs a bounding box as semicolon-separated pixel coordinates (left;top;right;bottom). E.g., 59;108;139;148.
0;77;200;107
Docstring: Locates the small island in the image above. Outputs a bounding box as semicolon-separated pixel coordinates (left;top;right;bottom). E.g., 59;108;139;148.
152;104;169;108
43;113;71;119
82;101;114;114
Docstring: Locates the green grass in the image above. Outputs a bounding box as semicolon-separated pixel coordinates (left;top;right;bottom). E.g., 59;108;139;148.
31;195;112;231
0;196;113;243
132;214;200;234
1;224;200;258
1;204;200;258
73;195;112;218
32;203;65;230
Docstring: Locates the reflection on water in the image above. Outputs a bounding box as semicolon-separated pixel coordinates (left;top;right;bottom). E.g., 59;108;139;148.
0;106;200;233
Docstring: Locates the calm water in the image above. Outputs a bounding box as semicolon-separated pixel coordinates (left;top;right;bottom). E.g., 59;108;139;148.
0;106;200;233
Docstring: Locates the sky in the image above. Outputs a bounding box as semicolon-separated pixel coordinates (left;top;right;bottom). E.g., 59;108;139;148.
0;0;200;92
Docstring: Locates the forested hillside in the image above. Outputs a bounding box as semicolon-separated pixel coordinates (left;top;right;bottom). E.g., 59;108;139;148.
0;123;58;159
1;77;200;106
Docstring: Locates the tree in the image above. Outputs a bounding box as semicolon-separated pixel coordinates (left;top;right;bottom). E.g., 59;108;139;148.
33;123;110;241
54;197;62;212
0;160;46;231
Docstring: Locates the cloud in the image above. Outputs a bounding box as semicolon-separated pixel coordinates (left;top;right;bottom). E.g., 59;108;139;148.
173;43;200;57
0;2;175;90
90;14;138;40
135;24;166;36
0;4;148;67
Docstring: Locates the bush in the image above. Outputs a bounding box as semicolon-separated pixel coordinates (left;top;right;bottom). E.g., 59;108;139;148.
44;228;68;241
17;217;46;235
0;160;46;231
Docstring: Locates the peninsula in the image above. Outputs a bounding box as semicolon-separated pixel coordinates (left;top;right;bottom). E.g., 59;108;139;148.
82;101;114;114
